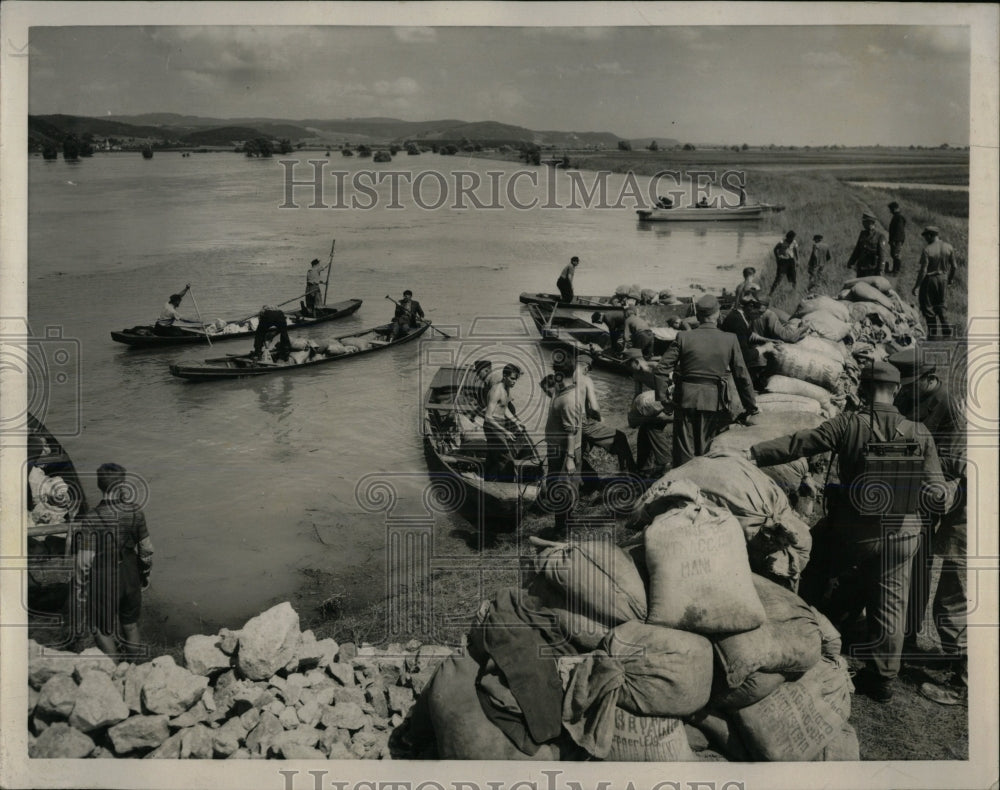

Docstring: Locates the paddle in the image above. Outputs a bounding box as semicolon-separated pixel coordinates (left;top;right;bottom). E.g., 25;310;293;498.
187;285;213;347
384;295;451;339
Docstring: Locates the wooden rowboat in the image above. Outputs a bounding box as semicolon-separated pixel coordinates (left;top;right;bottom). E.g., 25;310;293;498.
169;321;429;381
111;298;363;348
26;412;88;539
635;203;784;222
423;365;544;524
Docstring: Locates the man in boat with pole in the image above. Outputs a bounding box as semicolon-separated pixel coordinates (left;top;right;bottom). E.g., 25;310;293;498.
249;305;292;361
153;284;201;336
303;258;325;317
390;289;426;339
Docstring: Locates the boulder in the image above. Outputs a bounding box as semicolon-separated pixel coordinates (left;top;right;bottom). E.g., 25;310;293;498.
410;644;453;673
330;685;366;707
27;640;79;689
282;673;306;705
326;741;353;759
291;630;331;670
387;684;414;714
107;715;171;754
297;700;322;727
180;724;215;759
322;701;368;731
68;670;129;732
212;671;255;715
73;648;117;680
278;706;300;729
281;744;327;759
239;707;260;731
27;686;39;718
338;642;358;662
183;634;231;676
236;602;301;681
273;727;322;754
327;661;355;687
212;717;248;757
145;731;184;759
28;722;94;758
218;628;240;654
141;662;209;716
169;697;213;728
245;711;284;756
36;674;79;718
122;662;156;713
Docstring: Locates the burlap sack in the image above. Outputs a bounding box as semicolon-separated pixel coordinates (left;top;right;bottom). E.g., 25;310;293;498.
768;343;845;390
795;295;851;324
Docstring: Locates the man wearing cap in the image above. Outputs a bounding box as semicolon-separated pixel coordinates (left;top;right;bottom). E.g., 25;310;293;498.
304;258;325;317
847;211;888;277
748;360;950;702
556;256;580;304
623;306;656;360
153;283;197;335
721;294;767;387
750;294;806;344
654;294;757;468
592;311;626;352
392;289;425;339
889;345;968;705
888;201;906;275
807;234;832;286
912;226;958;340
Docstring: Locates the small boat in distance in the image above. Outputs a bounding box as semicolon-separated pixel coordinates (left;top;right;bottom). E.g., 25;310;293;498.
141;146;153;160
635;203;784;222
111;298;363;348
519;292;696;320
169;321;430;381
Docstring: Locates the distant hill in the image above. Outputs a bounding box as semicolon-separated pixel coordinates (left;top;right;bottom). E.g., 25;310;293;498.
627;137;683;150
28;113;629;150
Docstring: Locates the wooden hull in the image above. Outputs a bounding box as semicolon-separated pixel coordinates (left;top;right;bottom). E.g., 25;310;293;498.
519;292;713;323
112;298;362;347
636;204;782;222
422;366;543;525
169;321;429;380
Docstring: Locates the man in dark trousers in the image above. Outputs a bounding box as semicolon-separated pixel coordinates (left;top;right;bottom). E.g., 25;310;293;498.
912;226;958;340
807;234;832;286
654;295;757;468
393;289;426;339
556;256;579;303
847;211;889;277
889;345;968;705
888;201;906;275
720;293;766;387
769;231;799;295
748;361;953;703
591;310;626;352
251;305;291;359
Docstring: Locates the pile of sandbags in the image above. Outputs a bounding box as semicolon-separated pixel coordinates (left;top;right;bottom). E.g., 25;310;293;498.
422;495;856;762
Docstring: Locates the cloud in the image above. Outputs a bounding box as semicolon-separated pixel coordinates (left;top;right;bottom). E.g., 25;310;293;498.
372;77;421;97
393;27;437;44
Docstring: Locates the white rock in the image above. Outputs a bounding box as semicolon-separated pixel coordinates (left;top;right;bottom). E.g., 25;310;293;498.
180;724;214;759
36;674;79;718
73;648;117;680
68;670;129;732
107;714;171;754
27;640;78;690
28;722;94;758
212;717;248;757
183;634;231;676
236;602;300;681
141;663;209;716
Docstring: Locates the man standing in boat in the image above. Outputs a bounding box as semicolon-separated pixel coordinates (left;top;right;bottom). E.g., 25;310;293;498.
392;289;425;339
304;258;325;317
556;256;579;304
153;284;197;336
250;305;291;360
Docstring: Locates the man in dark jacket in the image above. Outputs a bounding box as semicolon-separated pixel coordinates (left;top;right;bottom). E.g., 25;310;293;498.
748;361;953;703
654;295;757;467
847;211;888;277
393;289;426;338
888;201;906;275
720;294;766;388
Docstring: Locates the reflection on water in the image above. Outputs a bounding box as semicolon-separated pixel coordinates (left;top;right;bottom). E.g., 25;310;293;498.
255;375;295;419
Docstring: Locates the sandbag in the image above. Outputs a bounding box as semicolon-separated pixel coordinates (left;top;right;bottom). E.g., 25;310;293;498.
754;393;823;415
650;326;678;343
794;334;850;364
731;654;852;761
712;575;823;691
848;300;899;328
800;311;852;342
643;498;766;634
684;709;751;761
846;281;895;310
605;709;696;762
640;288;658;305
820;723;860;761
615;284;630;298
765;374;835;408
427;654;562;760
759;457;811;496
529;536;647;625
812;607;843;657
646;453;813;588
747;409;827;434
767;343;845;390
795;295;851;324
711;671;786;710
842;274;892;294
628;390;666;428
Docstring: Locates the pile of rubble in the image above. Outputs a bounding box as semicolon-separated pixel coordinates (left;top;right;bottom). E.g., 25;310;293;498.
27;602;451;759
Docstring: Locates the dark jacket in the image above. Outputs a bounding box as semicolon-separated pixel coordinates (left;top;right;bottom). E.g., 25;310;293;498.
720;307;758;371
889;212;906;244
847;228;888;274
653;323;755;413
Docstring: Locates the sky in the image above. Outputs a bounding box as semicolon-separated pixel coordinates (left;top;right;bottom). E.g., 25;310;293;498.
28;24;972;147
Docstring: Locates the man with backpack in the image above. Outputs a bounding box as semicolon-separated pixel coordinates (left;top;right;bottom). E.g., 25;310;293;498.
746;361;954;703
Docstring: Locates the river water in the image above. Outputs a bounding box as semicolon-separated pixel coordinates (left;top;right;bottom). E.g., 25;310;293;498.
27;152;779;639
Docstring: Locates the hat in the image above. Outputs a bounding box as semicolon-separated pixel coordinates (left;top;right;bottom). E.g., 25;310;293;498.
860;360;900;385
922;225;940;237
623;348;644;360
813;234;824;241
888;346;936;385
695;294;719;316
888;201;900;210
311;258;320;265
861;211;877;222
570;256;580;264
403;289;413;297
785;230;796;241
591;311;604;323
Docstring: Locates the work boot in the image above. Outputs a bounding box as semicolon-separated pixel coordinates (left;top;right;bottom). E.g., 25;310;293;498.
919;681;967;706
857;670;895;703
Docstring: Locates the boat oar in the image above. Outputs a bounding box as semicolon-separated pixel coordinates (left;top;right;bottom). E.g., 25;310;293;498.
187;286;213;347
384;295;451;339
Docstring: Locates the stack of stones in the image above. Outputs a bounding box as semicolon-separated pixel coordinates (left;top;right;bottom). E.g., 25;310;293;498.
27;602;453;759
